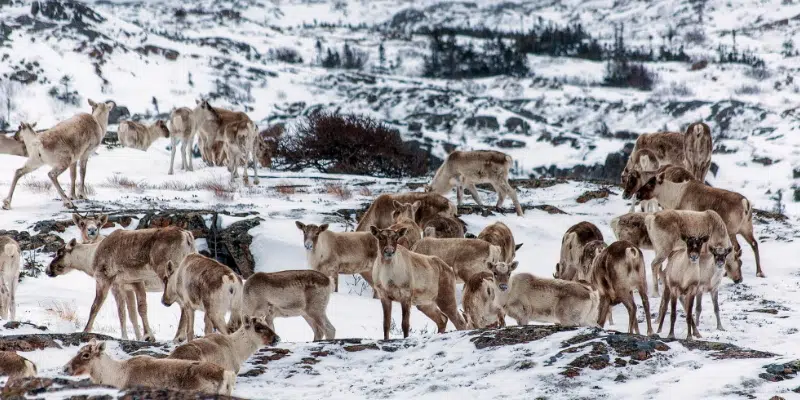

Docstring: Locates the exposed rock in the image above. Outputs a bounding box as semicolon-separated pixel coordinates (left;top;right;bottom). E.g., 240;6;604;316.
752;156;775;166
9;70;36;84
0;230;64;253
205;217;263;278
464;116;499;131
107;105;131;125
2;376;247;399
504;117;530;134
134;45;180;61
576;188;613;203
407;121;422;132
3;321;48;331
793;167;800;179
494;139;526;149
136;211;210;239
690;60;708;71
537;145;631;184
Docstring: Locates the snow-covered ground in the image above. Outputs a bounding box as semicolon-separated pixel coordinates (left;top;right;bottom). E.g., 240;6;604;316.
0;138;797;398
1;0;800;398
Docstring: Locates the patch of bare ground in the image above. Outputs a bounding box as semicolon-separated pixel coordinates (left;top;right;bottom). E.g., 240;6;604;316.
324;182;352;200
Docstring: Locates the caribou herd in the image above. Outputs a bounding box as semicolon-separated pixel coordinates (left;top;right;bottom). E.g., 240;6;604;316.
0;101;766;395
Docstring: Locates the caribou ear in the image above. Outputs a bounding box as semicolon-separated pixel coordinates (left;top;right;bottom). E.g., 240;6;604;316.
515;243;523;251
68;238;78;247
392;200;402;209
99;214;108;226
700;235;710;243
370;225;380;237
680;234;688;243
509;261;519;271
319;224;329;232
72;214;81;225
397;227;408;237
657;172;666;184
295;221;305;230
88;99;97;108
30;122;37;128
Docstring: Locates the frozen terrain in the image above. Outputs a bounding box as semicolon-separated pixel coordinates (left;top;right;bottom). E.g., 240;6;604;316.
0;0;799;398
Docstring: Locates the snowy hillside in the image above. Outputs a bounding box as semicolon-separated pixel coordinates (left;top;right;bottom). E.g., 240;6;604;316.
0;0;799;398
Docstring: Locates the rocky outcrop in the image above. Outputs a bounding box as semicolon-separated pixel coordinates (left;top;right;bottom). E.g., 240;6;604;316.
0;229;64;253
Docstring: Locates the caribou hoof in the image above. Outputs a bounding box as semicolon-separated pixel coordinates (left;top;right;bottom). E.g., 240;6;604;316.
757;271;766;278
2;200;10;210
143;333;156;343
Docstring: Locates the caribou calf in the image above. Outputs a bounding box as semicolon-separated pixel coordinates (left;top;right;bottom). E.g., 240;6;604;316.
162;254;244;342
371;226;466;339
169;315;280;373
64;339;235;395
242;270;335;341
489;261;599;327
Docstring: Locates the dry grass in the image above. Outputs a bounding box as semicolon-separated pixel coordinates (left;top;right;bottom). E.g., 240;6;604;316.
197;176;236;201
83;183;96;197
157;180;196;191
358;186;372;197
43;300;80;328
106;174;144;191
324;182;352;200
21;178;52;193
275;180;297;196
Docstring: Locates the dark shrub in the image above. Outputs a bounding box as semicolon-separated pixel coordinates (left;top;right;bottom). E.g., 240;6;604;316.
603;60;655;91
269;47;304;64
277;112;431;177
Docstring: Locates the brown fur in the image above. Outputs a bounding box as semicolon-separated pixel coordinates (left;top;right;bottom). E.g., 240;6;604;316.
477;222;522;263
162;254;244;342
168;107;196;174
169;315;280;373
79;227;196;341
637;173;761;277
426;150;523;216
3;99;114;210
610;213;654;250
0;236;20;321
411;237;502;283
389;201;424;249
118;120;169;151
622;164;695;201
643;209;733;294
256;124;283;169
461;270;505;329
683;122;713;183
554;222;604;280
64;340;235;395
193;100;258;185
656;236;726;340
0;134;27;157
421;214;466;239
371;226;466;339
296;221;378;295
356;192;456;232
242;270;335;341
0;351;36;379
589;241;653;335
488;261;599;327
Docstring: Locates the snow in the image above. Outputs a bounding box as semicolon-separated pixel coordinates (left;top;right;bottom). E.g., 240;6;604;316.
0;0;799;397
